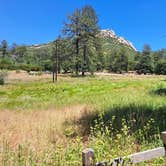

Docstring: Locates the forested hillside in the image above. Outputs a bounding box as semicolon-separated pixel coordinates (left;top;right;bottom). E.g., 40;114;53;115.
0;34;136;73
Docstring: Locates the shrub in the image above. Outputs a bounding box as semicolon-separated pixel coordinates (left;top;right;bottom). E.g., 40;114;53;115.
17;64;43;72
0;70;8;85
0;58;14;70
155;59;166;75
0;76;4;85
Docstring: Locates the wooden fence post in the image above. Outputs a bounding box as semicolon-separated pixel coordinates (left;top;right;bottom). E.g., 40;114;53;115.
82;148;95;166
161;131;166;151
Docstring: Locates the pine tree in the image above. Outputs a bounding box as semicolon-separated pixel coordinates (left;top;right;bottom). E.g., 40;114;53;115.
80;5;100;76
63;9;82;75
63;5;101;76
136;45;154;74
108;48;129;73
1;40;8;57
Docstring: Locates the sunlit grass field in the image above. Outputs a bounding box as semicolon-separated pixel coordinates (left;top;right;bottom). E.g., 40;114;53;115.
1;74;166;111
0;72;166;165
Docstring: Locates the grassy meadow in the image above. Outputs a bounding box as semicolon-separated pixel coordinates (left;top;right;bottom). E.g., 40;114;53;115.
0;71;166;165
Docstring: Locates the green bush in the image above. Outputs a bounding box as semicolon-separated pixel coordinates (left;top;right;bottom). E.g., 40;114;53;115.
17;64;43;72
0;70;8;85
0;58;14;70
155;59;166;75
0;76;4;85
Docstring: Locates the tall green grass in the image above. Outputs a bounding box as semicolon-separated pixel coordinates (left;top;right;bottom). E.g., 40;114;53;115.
1;76;166;111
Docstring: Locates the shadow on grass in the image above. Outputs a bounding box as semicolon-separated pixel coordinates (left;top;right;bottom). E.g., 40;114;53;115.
76;103;166;138
71;74;95;78
153;87;166;96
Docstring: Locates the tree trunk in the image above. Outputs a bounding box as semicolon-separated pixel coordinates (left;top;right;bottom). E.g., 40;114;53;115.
82;44;86;76
76;38;79;75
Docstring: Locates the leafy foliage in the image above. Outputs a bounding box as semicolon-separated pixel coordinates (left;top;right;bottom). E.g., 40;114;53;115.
155;59;166;74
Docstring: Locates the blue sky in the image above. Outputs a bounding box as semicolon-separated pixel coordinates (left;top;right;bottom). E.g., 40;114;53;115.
1;0;166;50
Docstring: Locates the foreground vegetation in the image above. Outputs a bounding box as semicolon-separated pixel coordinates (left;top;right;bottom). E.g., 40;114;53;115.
0;72;166;165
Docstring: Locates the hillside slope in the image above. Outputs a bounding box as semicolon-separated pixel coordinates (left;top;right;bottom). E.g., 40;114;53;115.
29;29;137;52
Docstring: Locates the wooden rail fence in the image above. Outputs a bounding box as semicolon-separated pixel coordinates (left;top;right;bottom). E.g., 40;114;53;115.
82;131;166;166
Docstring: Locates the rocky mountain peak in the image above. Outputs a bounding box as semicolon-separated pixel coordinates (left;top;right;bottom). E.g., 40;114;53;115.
99;29;137;51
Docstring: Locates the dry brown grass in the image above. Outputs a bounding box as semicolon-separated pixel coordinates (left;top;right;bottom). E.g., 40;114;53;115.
0;105;92;152
7;70;51;82
6;70;166;85
95;72;166;80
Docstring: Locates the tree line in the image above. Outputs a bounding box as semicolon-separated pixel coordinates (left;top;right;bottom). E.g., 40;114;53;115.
0;5;166;75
